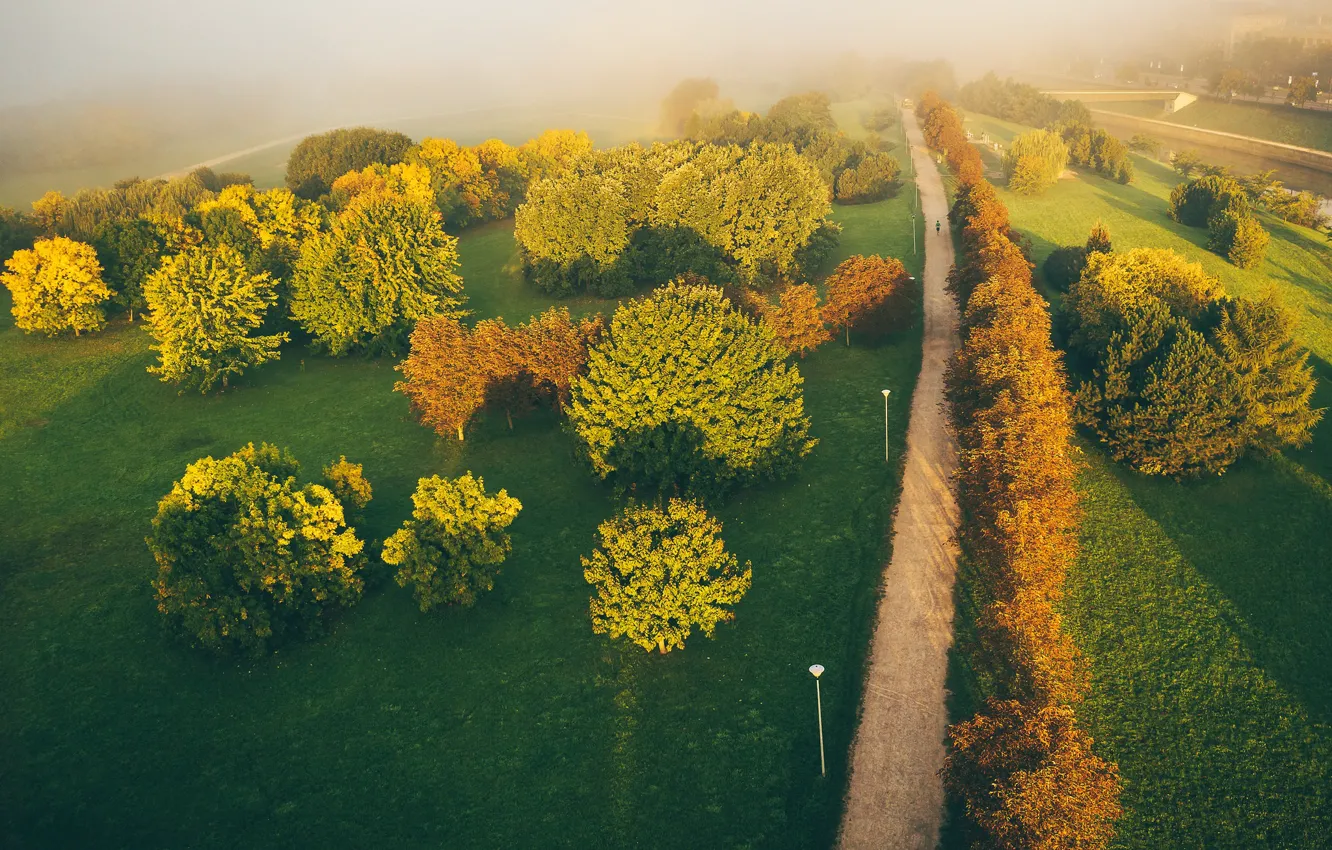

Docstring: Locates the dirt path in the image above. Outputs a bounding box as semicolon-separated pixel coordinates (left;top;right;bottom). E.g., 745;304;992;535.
838;107;961;850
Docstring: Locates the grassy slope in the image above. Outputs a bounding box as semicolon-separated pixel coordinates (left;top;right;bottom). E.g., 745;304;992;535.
1095;97;1332;154
0;161;922;847
945;111;1332;847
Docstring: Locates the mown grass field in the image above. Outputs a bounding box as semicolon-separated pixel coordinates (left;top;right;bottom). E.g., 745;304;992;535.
0;151;922;847
947;112;1332;847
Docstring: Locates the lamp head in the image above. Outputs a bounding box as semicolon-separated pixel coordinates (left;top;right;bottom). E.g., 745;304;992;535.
809;664;825;678
882;389;891;398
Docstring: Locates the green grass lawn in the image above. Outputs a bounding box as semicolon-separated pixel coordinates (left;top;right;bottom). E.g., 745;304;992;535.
0;180;922;846
946;112;1332;847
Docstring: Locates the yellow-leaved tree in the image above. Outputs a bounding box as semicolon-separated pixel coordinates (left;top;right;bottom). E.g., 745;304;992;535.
582;499;753;654
2;236;113;336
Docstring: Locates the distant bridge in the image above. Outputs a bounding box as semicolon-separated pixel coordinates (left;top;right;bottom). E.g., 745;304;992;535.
1042;90;1198;113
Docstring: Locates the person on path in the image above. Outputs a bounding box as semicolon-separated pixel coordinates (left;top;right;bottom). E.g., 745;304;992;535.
935;219;941;235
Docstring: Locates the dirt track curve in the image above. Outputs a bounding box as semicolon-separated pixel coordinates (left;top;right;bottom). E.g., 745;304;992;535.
837;106;962;850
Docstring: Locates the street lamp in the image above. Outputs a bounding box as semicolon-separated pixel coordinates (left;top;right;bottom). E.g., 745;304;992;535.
882;389;892;462
809;664;826;777
910;212;916;255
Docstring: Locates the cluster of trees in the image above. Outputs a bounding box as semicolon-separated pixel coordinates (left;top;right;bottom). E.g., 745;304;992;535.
1172;152;1328;232
683;91;901;204
960;74;1133;189
513;141;834;296
920;93;1124;847
1065;247;1321;477
917;92;985;185
958;73;1091;129
148;443;521;653
395;307;604;440
1057;124;1134;185
1169;173;1271;268
292;127;593;231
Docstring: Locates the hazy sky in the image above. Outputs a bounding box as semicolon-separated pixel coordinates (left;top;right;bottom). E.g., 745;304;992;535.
0;0;1201;108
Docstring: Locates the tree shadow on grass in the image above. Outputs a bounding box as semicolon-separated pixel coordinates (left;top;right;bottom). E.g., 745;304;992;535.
1113;362;1332;725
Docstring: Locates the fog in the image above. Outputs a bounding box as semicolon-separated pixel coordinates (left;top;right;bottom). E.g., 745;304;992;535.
1;0;1204;108
0;0;1222;201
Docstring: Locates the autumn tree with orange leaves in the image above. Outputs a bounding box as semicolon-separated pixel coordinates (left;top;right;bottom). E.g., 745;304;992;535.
765;283;830;357
923;88;1122;850
397;308;603;439
821;254;913;345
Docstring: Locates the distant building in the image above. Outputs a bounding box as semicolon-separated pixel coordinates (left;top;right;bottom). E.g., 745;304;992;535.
1221;1;1332;56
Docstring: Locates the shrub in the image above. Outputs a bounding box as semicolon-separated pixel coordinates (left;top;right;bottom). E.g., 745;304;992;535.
1223;212;1270;269
382;473;522;611
323;456;373;522
583;499;752;654
569;281;816;494
1042;246;1087;292
1002;130;1068;196
147;443;367;654
1169;173;1245;228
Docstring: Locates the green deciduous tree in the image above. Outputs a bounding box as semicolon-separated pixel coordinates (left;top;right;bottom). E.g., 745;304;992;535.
382;473;522;611
144;244;286;391
290;191;463;354
93;218;162;320
570;281;816;494
147;443;367;655
834;151;901;203
582;499;753;654
1;235;112;335
514;170;633;296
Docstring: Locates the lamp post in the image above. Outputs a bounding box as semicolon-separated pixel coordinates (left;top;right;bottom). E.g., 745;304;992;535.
910;213;916;255
809;664;826;777
882;389;892;462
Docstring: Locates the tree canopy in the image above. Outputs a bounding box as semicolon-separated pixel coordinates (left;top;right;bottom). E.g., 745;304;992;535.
290;189;463;354
569;281;816;494
285;127;413;200
144;244;286;391
2;235;112;336
582;499;752;654
147;443;368;654
1003;129;1069;196
382;473;522;612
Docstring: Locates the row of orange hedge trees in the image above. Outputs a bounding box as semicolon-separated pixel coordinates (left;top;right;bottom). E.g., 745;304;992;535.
917;92;1124;849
